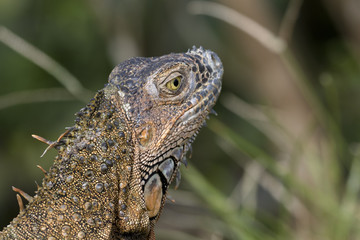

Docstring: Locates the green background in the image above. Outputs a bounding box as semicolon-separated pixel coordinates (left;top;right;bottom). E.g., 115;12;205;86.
1;1;360;239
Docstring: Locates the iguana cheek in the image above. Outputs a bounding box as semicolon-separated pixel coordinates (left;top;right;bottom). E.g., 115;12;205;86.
144;174;162;218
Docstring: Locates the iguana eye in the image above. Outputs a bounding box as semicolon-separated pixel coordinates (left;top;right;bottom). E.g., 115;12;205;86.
166;76;182;91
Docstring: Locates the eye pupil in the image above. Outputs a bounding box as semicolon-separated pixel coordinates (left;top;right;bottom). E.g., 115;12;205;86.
173;79;179;87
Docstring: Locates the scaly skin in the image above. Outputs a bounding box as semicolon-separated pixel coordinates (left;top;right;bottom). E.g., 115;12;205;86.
0;47;223;239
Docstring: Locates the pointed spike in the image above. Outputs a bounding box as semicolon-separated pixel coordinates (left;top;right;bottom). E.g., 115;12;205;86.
181;156;188;168
186;144;193;159
37;165;47;174
210;109;218;116
33;128;72;157
32;134;57;157
166;194;176;203
35;181;40;190
40;145;54;158
56;128;72;142
31;134;53;146
175;170;182;190
202;121;207;127
12;186;33;202
15;194;24;212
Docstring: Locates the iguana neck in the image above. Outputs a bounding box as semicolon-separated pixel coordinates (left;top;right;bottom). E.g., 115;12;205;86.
45;89;133;197
2;90;148;239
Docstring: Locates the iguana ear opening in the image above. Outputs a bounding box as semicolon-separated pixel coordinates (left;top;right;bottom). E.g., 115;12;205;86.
137;124;154;147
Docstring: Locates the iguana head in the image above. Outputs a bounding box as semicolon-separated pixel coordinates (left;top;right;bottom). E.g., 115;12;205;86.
107;47;223;220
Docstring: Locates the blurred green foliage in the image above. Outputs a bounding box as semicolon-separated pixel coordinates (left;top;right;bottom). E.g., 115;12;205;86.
1;1;360;239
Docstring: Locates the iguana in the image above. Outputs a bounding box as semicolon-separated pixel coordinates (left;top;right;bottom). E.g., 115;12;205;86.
0;46;223;239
